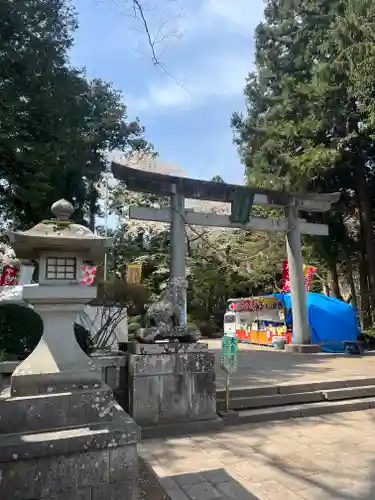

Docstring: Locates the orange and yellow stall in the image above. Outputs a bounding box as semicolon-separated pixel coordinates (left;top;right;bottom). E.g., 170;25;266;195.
223;296;291;345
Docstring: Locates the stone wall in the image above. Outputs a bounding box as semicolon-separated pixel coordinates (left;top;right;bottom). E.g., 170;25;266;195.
0;353;128;403
90;352;128;410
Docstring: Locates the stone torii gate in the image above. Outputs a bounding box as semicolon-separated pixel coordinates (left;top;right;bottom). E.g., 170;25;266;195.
112;163;340;350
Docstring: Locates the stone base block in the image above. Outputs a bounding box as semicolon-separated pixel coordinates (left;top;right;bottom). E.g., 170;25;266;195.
0;421;140;500
11;367;104;398
128;343;218;430
285;344;322;354
0;372;141;500
0;387;116;434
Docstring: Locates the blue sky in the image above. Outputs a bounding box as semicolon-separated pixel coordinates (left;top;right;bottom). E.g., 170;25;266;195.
70;0;265;184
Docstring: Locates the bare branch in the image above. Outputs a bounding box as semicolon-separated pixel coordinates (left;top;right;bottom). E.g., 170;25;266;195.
132;0;159;64
103;0;190;94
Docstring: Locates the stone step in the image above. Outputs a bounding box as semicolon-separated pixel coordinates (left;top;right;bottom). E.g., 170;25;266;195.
216;376;375;400
220;396;375;425
323;385;375;401
0;388;116;434
0;417;140;463
217;391;323;412
216;384;375;412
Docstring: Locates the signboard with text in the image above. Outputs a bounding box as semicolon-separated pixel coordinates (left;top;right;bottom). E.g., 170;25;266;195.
227;296;282;313
220;335;238;373
126;263;142;284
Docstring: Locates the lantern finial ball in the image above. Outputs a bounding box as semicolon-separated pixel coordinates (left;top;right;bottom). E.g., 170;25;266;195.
51;199;74;220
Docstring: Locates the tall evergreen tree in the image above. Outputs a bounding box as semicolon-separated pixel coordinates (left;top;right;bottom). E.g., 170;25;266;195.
233;0;375;318
0;0;151;229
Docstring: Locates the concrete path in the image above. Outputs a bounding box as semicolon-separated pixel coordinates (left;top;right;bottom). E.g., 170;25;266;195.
140;409;375;499
205;339;375;389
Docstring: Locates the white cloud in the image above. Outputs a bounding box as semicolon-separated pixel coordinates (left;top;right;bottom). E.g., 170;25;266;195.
124;0;264;113
179;0;264;38
132;52;250;111
203;0;263;29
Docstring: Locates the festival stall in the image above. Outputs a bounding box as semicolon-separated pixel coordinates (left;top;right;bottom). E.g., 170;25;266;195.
224;296;289;344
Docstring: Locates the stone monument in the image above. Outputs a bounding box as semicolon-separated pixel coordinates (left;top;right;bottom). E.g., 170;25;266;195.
0;199;140;500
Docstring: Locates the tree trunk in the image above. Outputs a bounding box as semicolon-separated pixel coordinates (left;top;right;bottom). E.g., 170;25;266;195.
88;183;97;232
359;249;372;329
356;162;375;314
345;261;358;310
358;204;372;329
323;273;331;296
330;263;342;299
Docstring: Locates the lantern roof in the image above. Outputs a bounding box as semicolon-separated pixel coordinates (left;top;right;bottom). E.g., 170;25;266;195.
7;199;112;260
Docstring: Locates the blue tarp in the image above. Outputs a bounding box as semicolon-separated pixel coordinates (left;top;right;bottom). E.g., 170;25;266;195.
273;292;360;353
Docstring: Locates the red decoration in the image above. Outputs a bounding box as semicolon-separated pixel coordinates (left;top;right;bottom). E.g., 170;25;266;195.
0;265;19;286
79;265;97;286
282;259;290;292
282;260;317;292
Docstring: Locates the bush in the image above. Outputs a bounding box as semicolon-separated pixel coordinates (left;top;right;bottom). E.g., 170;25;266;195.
0;304;42;359
187;322;198;331
93;280;151;315
364;325;375;337
128;315;143;325
196;320;214;338
128;322;141;335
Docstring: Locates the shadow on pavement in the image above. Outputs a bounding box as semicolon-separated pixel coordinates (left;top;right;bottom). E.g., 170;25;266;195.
209;413;375;499
160;468;260;500
139;457;171;499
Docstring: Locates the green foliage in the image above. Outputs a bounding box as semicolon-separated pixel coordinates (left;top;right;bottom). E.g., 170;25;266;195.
232;0;345;190
0;350;8;362
232;0;375;316
187;229;286;322
93;279;151;316
0;305;42;359
364;324;375;338
128;323;141;335
211;175;225;183
0;0;151;229
128;315;143;325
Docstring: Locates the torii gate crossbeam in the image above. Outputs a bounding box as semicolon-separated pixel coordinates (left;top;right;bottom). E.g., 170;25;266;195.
112;162;340;348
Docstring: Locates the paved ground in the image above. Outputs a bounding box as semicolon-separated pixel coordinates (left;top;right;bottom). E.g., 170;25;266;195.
140;409;375;499
204;339;375;389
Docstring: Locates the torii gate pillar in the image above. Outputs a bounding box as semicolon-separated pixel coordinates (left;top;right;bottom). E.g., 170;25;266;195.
171;187;187;326
285;205;310;346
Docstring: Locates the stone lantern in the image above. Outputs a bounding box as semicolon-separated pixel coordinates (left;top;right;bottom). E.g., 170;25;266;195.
0;199;141;500
7;199;111;397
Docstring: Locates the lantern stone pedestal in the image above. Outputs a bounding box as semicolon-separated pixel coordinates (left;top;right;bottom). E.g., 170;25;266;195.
127;342;223;438
0;200;141;500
